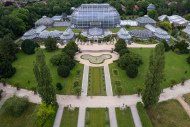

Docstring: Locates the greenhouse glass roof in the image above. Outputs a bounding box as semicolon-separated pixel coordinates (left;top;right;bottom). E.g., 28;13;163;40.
136;15;156;24
39;30;61;39
154;28;170;40
183;23;190;34
120;20;138;26
59;28;74;40
129;29;154;38
147;3;155;9
117;28;131;40
35;16;55;26
71;4;120;28
88;27;103;36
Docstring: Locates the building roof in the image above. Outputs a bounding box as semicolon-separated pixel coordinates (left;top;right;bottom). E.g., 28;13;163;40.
53;22;71;27
121;4;125;9
168;2;177;5
158;15;188;25
35;16;54;26
136;15;156;24
117;28;131;40
129;29;154;38
134;5;139;9
154;28;170;40
120;20;138;26
39;30;61;39
183;23;190;34
88;27;103;36
59;28;74;40
147;3;155;9
145;24;156;32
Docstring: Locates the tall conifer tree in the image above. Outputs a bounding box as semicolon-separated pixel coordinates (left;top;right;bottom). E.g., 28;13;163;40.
142;43;165;108
33;48;56;105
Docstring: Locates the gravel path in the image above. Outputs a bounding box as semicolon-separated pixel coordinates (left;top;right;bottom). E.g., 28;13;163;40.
77;107;86;127
131;106;142;127
81;65;89;96
53;107;64;127
104;65;113;96
176;97;190;117
109;107;118;127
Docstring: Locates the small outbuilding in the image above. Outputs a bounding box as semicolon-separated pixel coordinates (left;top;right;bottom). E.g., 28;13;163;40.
136;15;156;27
147;3;155;12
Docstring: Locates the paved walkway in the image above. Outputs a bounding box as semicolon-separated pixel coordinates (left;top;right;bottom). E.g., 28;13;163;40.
170;35;178;42
131;106;142;127
109;107;118;127
14;37;22;43
81;65;89;96
176;97;190;117
104;65;113;96
77;107;86;127
53;107;64;127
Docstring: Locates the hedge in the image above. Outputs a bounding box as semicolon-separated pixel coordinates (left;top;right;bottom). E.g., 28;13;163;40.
136;102;153;127
43;102;59;127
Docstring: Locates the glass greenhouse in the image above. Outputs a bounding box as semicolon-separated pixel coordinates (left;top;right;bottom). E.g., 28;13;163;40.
70;4;120;28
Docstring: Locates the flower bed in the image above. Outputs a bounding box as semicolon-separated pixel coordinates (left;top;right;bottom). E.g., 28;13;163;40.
112;69;119;77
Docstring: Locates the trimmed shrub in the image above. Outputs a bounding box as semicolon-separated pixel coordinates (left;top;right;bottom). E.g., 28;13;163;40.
161;39;170;52
56;83;63;90
1;94;29;117
126;64;138;78
44;36;58;52
73;81;79;88
136;102;153;127
0;61;16;78
174;40;189;54
187;56;190;64
174;48;180;53
57;65;70;78
118;48;130;57
125;25;130;29
21;39;40;54
50;53;66;66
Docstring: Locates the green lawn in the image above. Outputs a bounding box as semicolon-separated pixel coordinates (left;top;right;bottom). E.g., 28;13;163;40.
87;66;107;96
85;108;110;127
16;39;22;45
109;27;146;33
0;103;38;127
109;48;190;95
7;49;84;95
115;107;135;127
46;27;82;33
169;38;175;44
60;107;79;127
146;99;190;127
183;93;190;103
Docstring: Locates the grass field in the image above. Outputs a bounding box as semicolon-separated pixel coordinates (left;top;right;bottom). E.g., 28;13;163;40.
147;99;190;127
115;107;135;127
183;93;190;103
109;27;146;33
46;27;82;33
87;66;107;96
169;38;175;44
0;103;38;127
60;107;79;127
109;48;190;95
85;108;110;127
7;49;84;95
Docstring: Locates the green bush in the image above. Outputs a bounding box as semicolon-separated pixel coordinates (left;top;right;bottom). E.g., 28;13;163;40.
174;40;189;54
187;56;190;64
86;120;89;124
62;40;78;52
44;36;58;52
174;48;180;53
171;30;178;36
114;38;126;52
50;52;66;66
76;70;80;75
56;83;63;90
117;52;143;69
126;64;138;78
115;81;121;86
0;61;16;78
57;65;70;78
73;81;79;88
136;102;153;127
21;39;40;54
0;89;3;99
161;39;170;52
41;102;59;127
125;25;130;29
118;48;130;57
65;50;75;59
1;94;29;117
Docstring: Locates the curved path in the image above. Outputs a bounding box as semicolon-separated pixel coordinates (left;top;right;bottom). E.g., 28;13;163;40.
1;79;190;107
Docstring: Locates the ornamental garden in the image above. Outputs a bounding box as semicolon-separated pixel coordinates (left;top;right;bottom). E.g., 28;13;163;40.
1;2;190;127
